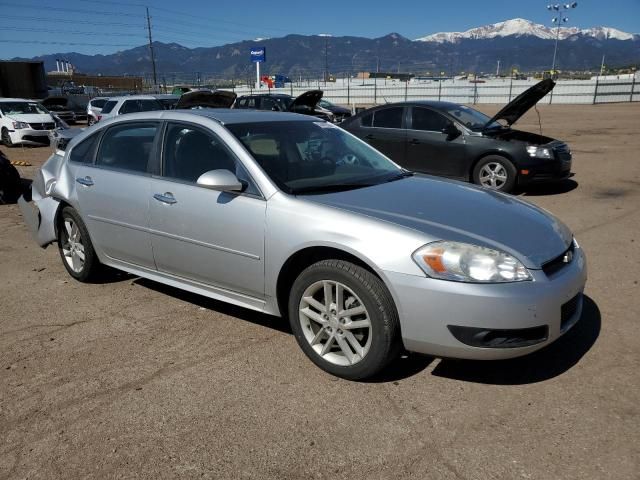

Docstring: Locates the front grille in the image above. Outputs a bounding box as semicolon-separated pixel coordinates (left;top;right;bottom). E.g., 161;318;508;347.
553;143;572;162
542;242;575;277
561;293;582;332
29;122;55;130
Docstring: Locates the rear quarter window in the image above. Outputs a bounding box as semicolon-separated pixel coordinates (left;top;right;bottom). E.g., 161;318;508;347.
101;100;117;114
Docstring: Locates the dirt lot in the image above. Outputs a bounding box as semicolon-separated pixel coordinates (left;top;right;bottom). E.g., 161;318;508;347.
1;104;639;479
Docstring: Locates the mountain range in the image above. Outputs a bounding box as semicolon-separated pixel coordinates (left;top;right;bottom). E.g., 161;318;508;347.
10;18;639;80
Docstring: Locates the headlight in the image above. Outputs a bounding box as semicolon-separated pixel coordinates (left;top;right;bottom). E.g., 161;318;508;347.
12;121;29;129
412;241;532;283
526;145;552;159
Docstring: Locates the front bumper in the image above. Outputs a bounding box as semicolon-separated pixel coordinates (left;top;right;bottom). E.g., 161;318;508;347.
518;156;572;183
9;128;52;146
18;189;60;248
385;246;587;360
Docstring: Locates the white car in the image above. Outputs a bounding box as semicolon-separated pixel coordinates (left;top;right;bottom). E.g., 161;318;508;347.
86;97;108;126
0;98;56;147
96;95;164;123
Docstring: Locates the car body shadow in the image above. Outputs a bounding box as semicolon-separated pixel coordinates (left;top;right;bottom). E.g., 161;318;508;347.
519;178;578;196
431;295;600;385
134;277;292;334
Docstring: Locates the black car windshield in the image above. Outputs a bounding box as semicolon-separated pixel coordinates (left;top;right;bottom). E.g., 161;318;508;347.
443;104;502;131
0;102;49;115
226;120;402;194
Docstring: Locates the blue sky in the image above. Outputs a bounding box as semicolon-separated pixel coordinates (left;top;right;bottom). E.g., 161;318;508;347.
1;0;639;58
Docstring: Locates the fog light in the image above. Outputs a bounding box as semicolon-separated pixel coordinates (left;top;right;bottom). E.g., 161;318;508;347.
521;169;530;175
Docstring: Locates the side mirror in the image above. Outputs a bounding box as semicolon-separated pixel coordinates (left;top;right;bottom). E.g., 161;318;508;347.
196;169;244;192
442;122;461;140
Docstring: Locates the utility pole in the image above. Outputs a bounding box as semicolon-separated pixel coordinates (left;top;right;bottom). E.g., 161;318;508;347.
547;2;578;75
324;36;328;85
146;7;158;88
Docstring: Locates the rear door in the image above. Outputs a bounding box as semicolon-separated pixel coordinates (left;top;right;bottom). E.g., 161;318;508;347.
357;107;406;162
148;121;266;298
405;106;468;178
74;122;159;269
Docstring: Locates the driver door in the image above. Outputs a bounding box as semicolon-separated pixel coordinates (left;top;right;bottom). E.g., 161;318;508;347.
148;122;266;299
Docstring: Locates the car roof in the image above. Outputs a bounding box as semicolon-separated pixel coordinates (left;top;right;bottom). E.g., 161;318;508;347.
239;93;292;98
364;100;462;111
105;95;161;102
0;98;40;102
100;108;317;125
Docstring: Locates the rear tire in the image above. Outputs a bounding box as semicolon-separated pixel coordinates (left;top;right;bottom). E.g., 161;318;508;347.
472;155;517;193
288;259;401;380
57;206;101;282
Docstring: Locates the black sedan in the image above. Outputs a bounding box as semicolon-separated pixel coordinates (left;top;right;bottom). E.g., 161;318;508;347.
341;79;571;192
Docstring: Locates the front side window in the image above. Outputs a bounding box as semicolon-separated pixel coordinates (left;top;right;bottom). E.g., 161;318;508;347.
96;123;158;173
411;107;450;132
373;107;403;129
69;133;100;164
443;104;500;131
226;120;403;195
162;123;259;195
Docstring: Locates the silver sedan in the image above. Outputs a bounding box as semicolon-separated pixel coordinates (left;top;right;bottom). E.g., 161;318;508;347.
19;109;587;380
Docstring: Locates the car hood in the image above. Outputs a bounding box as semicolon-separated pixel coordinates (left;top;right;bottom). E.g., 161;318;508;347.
7;114;53;124
289;90;323;111
175;90;237;109
305;175;572;269
484;79;555;129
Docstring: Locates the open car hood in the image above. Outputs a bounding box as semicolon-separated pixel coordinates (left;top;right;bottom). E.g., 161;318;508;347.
484;79;555;129
289;90;323;111
175;90;237;109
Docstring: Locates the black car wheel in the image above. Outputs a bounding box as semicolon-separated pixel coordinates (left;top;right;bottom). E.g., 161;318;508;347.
473;155;517;193
1;128;14;147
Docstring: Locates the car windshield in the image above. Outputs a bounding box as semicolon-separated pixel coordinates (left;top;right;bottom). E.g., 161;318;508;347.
442;104;502;131
0;102;49;115
318;99;333;108
226;120;404;195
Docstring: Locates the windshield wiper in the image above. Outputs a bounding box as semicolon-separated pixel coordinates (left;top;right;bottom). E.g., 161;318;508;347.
385;170;415;182
291;183;374;195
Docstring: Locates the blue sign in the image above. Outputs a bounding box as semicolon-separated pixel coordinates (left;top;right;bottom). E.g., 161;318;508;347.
250;47;266;63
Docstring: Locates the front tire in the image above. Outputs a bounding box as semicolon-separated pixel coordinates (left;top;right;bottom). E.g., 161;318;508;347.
472;155;517;192
1;128;14;147
288;260;401;380
57;206;101;282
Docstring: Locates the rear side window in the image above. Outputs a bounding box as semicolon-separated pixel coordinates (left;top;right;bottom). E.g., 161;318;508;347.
361;113;373;127
101;100;117;114
373;108;403;128
91;99;107;109
96;123;158;173
119;99;163;114
236;98;248;109
411;107;449;132
69;133;100;164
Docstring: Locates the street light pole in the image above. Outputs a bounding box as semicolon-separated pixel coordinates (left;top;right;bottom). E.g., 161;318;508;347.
547;2;578;75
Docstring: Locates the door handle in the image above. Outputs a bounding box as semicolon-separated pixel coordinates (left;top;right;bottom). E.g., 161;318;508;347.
75;176;94;187
153;192;177;205
409;138;420;145
364;134;375;140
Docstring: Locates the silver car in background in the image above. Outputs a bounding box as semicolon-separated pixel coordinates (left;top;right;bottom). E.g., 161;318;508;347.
19;109;587;380
86;97;108;126
95;95;164;123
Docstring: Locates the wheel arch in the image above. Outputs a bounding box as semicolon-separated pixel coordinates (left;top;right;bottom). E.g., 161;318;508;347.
275;246;398;323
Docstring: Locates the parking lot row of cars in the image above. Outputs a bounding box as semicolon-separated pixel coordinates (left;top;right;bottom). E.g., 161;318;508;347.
2;80;571;194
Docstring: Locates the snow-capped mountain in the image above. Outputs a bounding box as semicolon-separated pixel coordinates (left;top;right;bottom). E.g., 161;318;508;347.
416;18;636;43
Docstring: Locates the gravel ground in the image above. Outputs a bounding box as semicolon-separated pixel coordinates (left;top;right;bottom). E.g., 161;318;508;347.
0;104;639;479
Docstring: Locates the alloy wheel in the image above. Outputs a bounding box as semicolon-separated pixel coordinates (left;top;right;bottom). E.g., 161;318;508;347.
298;280;372;366
479;162;508;189
61;219;85;273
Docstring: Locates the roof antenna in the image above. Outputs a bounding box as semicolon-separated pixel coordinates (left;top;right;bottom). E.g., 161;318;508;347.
534;103;543;137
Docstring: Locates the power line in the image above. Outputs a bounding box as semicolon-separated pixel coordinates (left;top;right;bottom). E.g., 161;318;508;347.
1;26;146;38
0;39;139;47
0;1;140;17
1;14;144;28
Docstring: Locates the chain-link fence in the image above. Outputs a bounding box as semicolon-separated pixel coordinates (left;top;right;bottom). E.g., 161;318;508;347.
221;77;640;107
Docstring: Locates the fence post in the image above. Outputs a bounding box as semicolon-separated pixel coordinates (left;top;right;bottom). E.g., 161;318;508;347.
630;75;636;102
473;82;478;105
438;80;442;101
290;82;293;96
508;76;513;102
404;80;408;102
347;76;350;105
374;75;377;105
593;77;599;105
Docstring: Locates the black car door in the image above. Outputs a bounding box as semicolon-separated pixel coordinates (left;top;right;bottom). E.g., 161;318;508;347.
405;106;469;178
356;107;406;162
